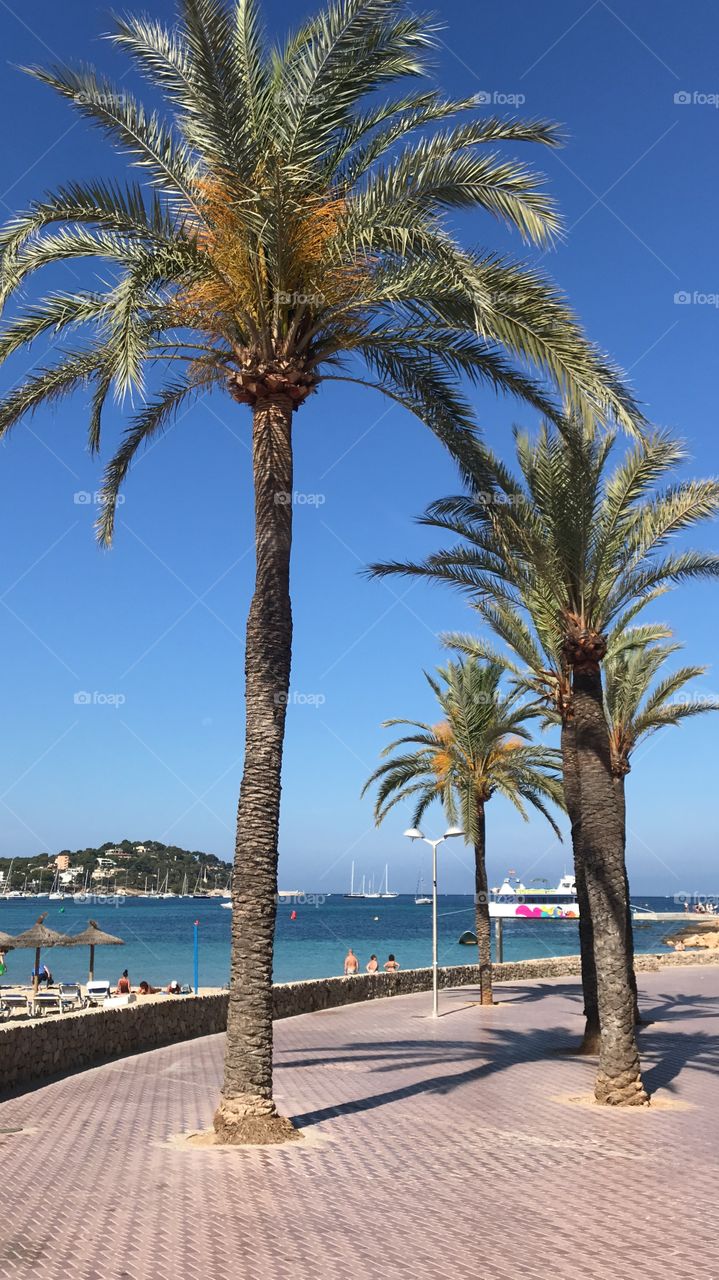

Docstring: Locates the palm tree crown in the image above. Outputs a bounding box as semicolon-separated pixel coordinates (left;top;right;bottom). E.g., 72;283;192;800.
604;636;719;777
371;420;719;675
0;0;645;543
363;657;564;839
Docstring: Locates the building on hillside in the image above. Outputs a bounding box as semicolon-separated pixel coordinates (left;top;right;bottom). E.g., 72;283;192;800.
91;866;116;882
59;867;83;886
55;854;70;871
107;847;132;859
133;845;149;855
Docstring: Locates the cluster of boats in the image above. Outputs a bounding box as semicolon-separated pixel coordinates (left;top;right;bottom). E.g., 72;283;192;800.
0;862;231;902
343;862;398;900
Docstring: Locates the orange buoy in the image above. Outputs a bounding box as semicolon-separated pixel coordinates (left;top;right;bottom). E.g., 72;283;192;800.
290;910;297;921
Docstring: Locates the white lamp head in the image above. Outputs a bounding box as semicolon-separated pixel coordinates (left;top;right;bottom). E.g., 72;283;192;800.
444;826;464;839
403;828;424;840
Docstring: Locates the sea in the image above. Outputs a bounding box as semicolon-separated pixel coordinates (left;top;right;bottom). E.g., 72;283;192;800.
0;893;694;990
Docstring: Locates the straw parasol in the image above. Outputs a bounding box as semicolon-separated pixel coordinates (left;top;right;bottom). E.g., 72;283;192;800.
0;930;15;952
10;913;73;992
68;919;124;981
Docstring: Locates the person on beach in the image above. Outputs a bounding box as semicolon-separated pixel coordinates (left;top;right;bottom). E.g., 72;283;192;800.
33;964;53;987
384;954;400;972
344;948;359;975
138;980;160;995
166;980;181;994
366;954;379;973
116;969;131;994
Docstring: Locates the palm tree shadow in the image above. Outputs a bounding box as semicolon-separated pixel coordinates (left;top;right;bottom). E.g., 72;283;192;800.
286;1024;583;1129
285;985;719;1127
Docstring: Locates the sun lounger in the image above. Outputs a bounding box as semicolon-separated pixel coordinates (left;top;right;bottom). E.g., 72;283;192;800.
0;991;31;1018
32;991;63;1016
85;980;111;1006
58;983;85;1011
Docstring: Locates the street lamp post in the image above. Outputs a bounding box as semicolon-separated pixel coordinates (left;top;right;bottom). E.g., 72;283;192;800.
404;826;464;1017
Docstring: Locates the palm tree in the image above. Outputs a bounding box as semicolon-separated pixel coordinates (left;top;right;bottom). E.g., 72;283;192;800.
362;658;563;1004
604;636;719;1000
0;0;645;1140
605;636;719;835
370;422;719;1103
442;618;673;1048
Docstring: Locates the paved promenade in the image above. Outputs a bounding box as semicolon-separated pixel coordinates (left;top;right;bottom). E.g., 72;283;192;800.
1;966;717;1280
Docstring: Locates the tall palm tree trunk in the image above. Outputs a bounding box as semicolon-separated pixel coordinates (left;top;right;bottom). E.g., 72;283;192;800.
561;720;599;1052
571;666;647;1105
473;802;493;1006
214;393;297;1145
613;773;641;1024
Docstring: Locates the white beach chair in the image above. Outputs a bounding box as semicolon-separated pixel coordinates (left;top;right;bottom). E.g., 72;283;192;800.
0;991;31;1018
32;990;63;1016
85;980;111;1006
58;983;85;1011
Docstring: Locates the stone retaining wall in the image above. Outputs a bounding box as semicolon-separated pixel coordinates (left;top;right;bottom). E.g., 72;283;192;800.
2;950;718;1094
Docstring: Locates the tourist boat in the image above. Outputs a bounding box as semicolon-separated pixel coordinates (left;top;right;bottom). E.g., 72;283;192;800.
488;872;579;919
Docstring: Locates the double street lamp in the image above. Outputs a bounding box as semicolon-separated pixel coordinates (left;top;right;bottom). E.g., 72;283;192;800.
404;826;464;1017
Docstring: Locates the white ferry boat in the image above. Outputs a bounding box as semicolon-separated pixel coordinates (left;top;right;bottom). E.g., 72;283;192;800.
489;872;579;919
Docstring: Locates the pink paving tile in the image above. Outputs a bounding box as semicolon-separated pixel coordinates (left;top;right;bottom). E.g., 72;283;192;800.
1;967;717;1280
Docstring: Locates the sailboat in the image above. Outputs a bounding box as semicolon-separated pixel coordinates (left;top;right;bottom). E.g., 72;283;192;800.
343;861;365;899
193;866;211;899
364;873;381;900
415;875;431;905
379;864;398;899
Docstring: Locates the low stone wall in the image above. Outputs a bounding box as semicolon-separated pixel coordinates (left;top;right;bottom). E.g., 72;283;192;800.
3;950;718;1094
0;993;228;1093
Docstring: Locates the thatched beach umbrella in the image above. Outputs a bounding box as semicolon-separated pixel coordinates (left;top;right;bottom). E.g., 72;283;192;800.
0;930;14;979
11;913;72;992
69;919;124;981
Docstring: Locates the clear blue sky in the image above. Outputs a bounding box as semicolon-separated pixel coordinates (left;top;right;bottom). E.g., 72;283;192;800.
0;0;716;895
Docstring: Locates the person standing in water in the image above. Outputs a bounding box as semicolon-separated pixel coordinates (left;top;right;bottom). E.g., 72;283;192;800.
344;948;359;975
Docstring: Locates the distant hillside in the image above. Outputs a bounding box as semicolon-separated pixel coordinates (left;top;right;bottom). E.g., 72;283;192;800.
0;840;231;895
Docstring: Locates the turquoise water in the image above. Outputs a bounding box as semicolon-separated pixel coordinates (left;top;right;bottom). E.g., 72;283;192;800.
0;894;685;989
